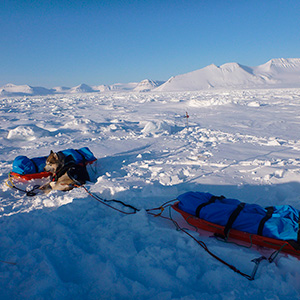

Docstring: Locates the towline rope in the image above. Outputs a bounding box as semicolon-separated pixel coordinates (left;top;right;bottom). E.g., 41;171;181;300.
77;185;282;281
6;173;41;196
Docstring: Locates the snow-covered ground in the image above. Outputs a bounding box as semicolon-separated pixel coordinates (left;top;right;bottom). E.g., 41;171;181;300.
1;89;300;299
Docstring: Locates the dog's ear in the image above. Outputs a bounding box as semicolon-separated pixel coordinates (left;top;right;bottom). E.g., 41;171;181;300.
49;150;58;159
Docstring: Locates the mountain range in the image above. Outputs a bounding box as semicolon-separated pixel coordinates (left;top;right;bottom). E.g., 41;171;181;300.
1;58;300;97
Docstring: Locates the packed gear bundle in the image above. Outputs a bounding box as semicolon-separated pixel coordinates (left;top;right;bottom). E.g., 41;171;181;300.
173;191;300;256
10;147;97;181
7;147;97;195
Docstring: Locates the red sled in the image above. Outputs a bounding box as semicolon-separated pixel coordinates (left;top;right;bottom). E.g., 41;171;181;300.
9;171;52;181
9;159;97;182
172;202;300;257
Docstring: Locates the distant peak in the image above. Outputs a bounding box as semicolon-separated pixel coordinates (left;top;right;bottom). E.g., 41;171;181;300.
77;83;91;88
140;79;152;83
4;83;30;88
266;58;300;68
221;62;240;67
219;62;242;71
204;64;218;69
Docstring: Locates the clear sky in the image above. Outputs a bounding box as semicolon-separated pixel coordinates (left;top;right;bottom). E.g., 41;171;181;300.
1;0;300;87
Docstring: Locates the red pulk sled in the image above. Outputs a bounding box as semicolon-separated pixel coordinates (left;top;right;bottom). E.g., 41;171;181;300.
172;192;300;257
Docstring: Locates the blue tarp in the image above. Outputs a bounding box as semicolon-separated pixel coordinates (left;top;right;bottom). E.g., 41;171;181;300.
177;191;300;242
12;147;96;175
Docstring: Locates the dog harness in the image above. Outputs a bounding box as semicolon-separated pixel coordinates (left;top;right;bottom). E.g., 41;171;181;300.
52;153;90;185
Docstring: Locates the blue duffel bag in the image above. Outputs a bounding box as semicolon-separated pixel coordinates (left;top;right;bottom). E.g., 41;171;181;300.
177;191;300;242
12;156;47;174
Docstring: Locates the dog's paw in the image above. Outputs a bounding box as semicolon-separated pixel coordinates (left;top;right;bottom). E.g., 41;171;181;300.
39;183;51;191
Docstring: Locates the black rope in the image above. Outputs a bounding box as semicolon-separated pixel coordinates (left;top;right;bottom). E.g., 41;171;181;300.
11;183;41;197
80;186;272;281
79;185;140;214
93;195;140;213
166;205;263;281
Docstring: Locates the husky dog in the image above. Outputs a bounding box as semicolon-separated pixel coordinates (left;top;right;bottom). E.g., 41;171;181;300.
40;150;89;193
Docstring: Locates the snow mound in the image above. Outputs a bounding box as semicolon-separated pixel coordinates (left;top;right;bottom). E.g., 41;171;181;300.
141;121;182;135
189;97;231;107
7;125;51;141
247;101;261;107
61;118;99;132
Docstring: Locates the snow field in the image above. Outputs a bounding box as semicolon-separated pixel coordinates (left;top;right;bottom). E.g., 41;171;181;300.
0;89;300;299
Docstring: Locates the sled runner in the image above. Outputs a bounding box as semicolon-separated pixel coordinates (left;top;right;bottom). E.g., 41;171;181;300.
10;147;97;181
172;191;300;257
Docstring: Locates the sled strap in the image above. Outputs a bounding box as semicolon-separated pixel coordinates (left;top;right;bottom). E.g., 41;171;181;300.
257;206;274;236
223;202;246;238
75;149;87;164
286;219;300;250
297;219;300;246
195;195;225;218
57;151;66;161
31;159;39;173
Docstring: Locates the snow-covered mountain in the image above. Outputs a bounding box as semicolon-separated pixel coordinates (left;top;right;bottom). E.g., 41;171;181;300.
252;58;300;87
156;58;300;91
133;79;165;92
69;83;97;93
155;63;266;91
1;58;300;97
0;83;54;97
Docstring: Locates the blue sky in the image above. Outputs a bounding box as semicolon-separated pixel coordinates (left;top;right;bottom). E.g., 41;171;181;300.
1;0;300;87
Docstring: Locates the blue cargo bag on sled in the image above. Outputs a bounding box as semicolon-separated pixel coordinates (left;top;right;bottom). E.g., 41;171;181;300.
177;191;300;248
12;155;47;175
